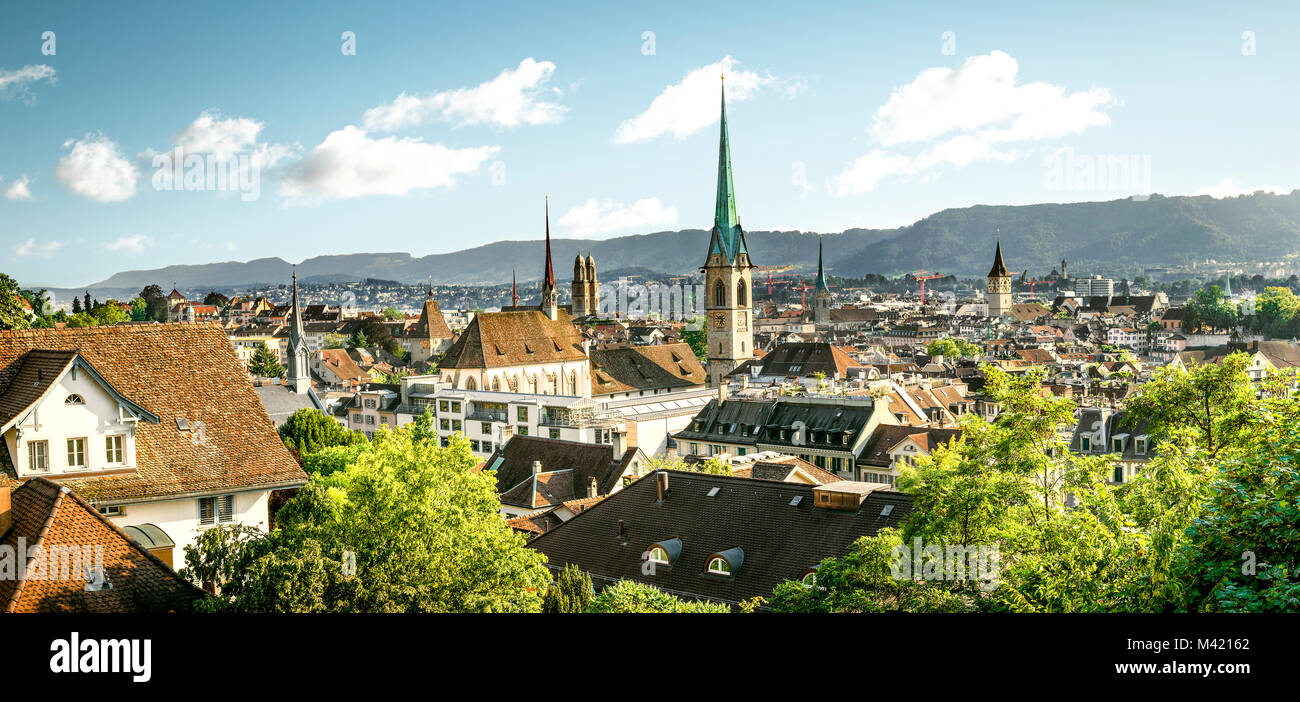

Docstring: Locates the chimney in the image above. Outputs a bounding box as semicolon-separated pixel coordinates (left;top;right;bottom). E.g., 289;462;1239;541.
717;381;729;404
532;460;543;475
739;374;749;390
0;485;9;535
611;430;628;459
587;476;599;499
617;520;626;538
656;471;669;502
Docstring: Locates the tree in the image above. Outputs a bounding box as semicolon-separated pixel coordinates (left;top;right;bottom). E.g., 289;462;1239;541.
92;301;129;326
1121;353;1259;459
130;296;149;322
279;408;366;457
83;291;92;314
681;321;707;363
71;296;82;315
348;330;371;349
65;312;98;328
323;332;349;349
926;337;980;359
204;291;230;308
139;284;168;322
383;307;403;320
247;342;286;379
0;273;32;330
183;430;551;612
644;454;731;476
541;564;594;613
584;579;729;613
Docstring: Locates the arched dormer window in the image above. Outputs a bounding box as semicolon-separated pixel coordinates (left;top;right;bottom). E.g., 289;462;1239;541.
800;566;821;589
706;547;744;576
645;538;682;568
64;394;85;405
713;280;725;307
737;279;747;307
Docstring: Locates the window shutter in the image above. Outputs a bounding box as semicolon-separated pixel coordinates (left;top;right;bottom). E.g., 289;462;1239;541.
218;495;235;523
198;497;215;525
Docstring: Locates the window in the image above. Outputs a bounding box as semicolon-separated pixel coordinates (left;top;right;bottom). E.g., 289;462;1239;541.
64;394;85;405
440;419;450;431
465;377;477;391
714;280;725;307
364;399;376;409
518;426;529;436
481;422;492;434
98;505;122;517
452;420;462;432
450;402;461;413
366;415;375;425
549;428;560;439
491;376;501;391
736;447;746;456
1112;439;1123;452
105;435;125;464
647;547;669;565
801;572;817;588
28;440;49;472
1081;436;1091;451
737;280;747;307
517;406;529;422
1113;466;1124;483
707;557;731;575
439;400;449;413
1136;438;1147;455
198;494;235;526
66;438;87;470
690;443;699;455
482;442;493;453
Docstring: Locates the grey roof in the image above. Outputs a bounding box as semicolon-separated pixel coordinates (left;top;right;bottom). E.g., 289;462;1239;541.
254;384;325;427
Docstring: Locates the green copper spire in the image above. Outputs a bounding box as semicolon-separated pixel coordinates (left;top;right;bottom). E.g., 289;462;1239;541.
710;76;746;263
815;237;830;294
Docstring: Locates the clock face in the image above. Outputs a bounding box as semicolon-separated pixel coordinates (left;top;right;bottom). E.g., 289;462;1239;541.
714;312;727;329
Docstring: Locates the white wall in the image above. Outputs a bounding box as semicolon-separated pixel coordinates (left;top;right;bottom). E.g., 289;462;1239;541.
109;489;271;568
7;366;138;477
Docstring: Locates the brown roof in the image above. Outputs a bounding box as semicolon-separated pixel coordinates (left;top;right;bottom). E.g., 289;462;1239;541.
410;298;453;340
490;435;630;506
0;349;80;427
439;310;587;369
859;425;962;467
730;341;860;379
0;324;306;502
589;343;706;395
1;478;203;612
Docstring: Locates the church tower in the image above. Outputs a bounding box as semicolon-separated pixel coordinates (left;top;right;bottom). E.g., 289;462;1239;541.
987;238;1012;318
540;197;558;320
702;77;753;388
287;266;311;395
572;250;588;316
585;252;598;316
813;236;831;326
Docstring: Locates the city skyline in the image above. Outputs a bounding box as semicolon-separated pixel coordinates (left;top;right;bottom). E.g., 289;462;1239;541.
4;1;1299;287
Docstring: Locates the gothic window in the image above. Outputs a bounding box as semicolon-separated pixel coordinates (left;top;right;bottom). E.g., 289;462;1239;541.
714;280;725;307
737;279;747;307
529;375;538;393
465;377;477;391
491;376;501;392
568;371;578;395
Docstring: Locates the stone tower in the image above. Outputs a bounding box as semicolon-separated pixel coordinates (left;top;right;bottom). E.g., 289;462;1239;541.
585;252;598;316
987;239;1012;319
572;251;588;316
702;77;753;388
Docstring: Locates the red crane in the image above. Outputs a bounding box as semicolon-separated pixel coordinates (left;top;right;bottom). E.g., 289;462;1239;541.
909;269;943;305
764;272;794;295
791;279;814;308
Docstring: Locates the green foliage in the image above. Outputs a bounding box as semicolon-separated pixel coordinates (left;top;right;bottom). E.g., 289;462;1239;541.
323;332;349;349
644;455;731;475
184;429;551;612
383;307;403;320
0;273;32;330
681;325;708;363
130;296;149;321
926;337;980;359
584;579;729;613
541;564;594;613
1122;353;1258;459
248;342;286;379
92;301;129;325
278;408;366;457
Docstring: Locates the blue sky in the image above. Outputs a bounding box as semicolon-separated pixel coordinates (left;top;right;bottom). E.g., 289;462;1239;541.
2;0;1298;288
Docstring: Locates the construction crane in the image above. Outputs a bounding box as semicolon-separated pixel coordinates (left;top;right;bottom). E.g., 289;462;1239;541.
909;269;943;305
1018;270;1045;300
791;279;814;308
764;271;795;296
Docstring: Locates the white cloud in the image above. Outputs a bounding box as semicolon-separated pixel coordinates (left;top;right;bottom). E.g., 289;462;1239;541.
105;234;154;254
614;56;797;144
280;125;499;203
0;64;56;103
835;51;1114;195
3;174;33;200
1195;178;1291;198
55;134;139;202
363;58;567;131
15;237;63;258
142;110;297;190
558;198;679;237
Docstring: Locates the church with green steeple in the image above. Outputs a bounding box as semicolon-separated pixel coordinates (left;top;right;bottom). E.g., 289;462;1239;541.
702;76;754;387
813;236;831;325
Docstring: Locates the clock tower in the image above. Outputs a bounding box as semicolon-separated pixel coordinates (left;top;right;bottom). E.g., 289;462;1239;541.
987;239;1012;318
703;77;753;388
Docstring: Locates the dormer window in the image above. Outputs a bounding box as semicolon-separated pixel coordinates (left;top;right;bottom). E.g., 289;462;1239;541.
706;547;744;577
1081;436;1091;451
647;547;669;565
64;394;85;405
707;557;731;575
645;538;682;568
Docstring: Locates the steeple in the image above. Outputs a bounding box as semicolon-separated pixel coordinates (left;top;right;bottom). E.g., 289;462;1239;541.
540;196;558;319
511;268;518;308
709;76;746;265
426;276;433;299
988;237;1010;278
288;265;310;395
815;237;831;295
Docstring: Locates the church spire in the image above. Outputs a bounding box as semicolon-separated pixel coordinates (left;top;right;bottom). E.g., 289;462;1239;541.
988;236;1009;278
511;268;518;308
288;265;310;395
815;236;830;295
709;75;746;264
291;265;305;341
426;276;433;299
542;196;556;290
